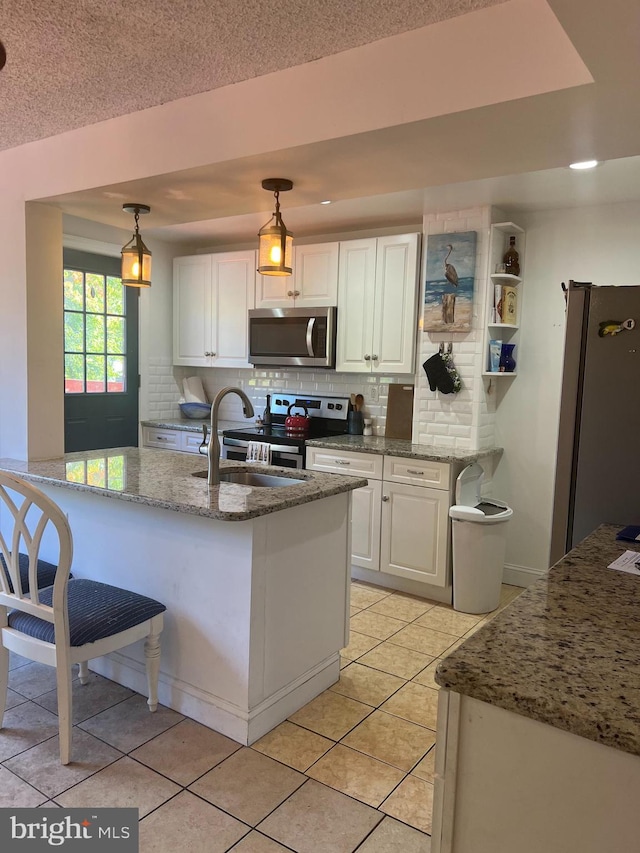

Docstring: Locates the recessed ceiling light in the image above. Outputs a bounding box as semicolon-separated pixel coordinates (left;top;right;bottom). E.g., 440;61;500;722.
320;200;332;205
569;160;599;170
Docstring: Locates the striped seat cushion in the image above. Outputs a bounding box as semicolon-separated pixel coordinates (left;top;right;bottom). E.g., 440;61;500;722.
0;552;70;593
8;578;166;646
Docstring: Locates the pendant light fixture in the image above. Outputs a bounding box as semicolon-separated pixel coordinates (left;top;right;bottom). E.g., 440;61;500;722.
257;179;293;276
121;204;152;288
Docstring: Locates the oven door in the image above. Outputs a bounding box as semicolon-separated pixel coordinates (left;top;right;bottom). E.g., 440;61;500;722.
222;438;303;469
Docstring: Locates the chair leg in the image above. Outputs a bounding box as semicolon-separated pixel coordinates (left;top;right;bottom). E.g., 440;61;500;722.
144;628;162;713
0;640;8;728
78;661;89;685
56;664;73;765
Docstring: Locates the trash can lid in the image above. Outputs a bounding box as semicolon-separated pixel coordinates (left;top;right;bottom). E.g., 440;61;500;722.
449;502;513;523
455;462;485;507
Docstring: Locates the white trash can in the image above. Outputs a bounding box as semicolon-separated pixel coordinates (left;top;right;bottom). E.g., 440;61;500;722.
449;463;513;614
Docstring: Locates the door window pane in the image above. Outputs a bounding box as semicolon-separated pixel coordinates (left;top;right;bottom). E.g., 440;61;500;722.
107;277;124;315
86;314;105;353
65;354;84;393
64;270;84;310
106;316;125;354
107;356;126;392
86;355;106;392
64;312;84;352
85;273;105;313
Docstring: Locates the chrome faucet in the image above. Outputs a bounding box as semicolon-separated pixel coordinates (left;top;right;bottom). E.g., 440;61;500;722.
206;386;255;485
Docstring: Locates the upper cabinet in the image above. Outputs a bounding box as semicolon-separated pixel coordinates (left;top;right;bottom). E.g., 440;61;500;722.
483;222;525;378
255;242;339;308
336;233;420;374
173;250;256;368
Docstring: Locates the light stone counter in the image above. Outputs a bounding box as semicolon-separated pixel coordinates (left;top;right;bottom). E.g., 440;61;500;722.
431;524;640;853
436;523;640;755
141;418;249;434
306;434;502;464
0;447;366;522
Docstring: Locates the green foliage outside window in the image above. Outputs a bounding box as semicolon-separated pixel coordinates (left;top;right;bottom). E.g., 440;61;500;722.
64;269;126;392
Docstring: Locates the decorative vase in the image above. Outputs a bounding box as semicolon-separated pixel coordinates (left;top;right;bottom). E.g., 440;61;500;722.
499;343;516;373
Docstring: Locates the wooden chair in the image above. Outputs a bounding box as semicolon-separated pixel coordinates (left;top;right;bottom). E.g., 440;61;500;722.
0;471;166;765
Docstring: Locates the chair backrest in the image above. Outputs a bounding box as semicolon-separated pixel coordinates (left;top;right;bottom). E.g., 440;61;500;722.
0;471;73;634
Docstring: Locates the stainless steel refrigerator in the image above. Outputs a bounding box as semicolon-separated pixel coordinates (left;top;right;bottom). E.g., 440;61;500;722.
551;282;640;561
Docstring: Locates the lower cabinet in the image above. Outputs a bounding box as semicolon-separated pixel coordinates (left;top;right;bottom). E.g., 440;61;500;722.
306;448;452;587
380;480;449;584
142;426;209;455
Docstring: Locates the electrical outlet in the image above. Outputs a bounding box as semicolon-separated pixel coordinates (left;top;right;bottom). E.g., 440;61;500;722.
366;385;379;403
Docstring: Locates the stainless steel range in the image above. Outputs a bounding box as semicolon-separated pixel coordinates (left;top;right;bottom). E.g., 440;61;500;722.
221;393;349;469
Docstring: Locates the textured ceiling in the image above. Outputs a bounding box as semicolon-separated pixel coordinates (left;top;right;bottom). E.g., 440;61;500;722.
0;0;504;151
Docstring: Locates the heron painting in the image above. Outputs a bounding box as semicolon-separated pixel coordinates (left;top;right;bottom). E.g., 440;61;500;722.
424;231;477;332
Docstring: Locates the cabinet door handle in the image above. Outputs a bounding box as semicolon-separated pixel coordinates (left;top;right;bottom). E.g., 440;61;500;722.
156;436;167;441
382;495;389;501
294;290;300;297
372;354;379;361
211;352;216;357
364;354;371;361
335;459;351;465
407;469;424;475
287;290;294;297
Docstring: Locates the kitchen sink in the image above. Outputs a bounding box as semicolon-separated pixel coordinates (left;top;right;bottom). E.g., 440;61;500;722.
192;471;305;488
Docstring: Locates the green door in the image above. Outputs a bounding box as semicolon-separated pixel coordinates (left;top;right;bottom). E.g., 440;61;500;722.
63;249;139;452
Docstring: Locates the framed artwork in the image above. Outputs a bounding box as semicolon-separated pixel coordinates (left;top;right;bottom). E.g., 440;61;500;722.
423;231;477;332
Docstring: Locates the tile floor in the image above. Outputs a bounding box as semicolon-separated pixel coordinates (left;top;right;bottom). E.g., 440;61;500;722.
0;581;523;852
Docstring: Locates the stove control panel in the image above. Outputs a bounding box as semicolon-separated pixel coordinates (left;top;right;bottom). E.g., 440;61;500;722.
269;394;350;421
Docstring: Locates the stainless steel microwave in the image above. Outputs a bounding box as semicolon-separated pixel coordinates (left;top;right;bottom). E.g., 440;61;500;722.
248;307;336;368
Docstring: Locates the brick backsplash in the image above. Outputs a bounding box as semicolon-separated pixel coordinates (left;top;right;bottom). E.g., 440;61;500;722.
146;356;183;420
181;367;404;435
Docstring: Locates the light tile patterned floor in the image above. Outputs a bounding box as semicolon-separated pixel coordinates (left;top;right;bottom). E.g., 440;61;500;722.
0;581;523;852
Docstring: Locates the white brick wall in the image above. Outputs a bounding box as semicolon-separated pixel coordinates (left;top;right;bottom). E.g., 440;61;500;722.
146;356;183;420
191;367;405;435
412;205;497;451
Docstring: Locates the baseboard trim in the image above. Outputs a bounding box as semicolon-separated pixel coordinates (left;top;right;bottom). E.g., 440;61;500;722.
351;566;452;603
89;650;340;746
503;563;546;588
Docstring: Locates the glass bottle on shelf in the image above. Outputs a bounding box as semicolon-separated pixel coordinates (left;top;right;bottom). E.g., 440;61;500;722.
503;235;520;277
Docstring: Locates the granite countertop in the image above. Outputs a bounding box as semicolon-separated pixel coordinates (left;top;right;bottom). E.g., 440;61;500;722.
436;524;640;756
0;449;366;523
306;434;503;464
141;418;249;434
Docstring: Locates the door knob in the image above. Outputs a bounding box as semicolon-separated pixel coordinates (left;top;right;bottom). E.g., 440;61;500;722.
364;354;371;361
382;495;389;501
372;354;379;361
287;290;294;297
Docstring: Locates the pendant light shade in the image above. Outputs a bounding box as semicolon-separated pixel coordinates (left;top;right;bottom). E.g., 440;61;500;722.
258;178;293;276
121;204;152;287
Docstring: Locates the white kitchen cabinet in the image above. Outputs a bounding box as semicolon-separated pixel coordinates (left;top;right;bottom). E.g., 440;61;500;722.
255;242;339;308
351;479;383;572
142;426;183;451
307;447;451;587
173;250;256;367
380;480;449;585
142;426;209;455
336;233;420;374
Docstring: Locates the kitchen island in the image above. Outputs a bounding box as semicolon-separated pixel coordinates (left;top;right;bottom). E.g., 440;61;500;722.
431;524;640;853
0;448;366;744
